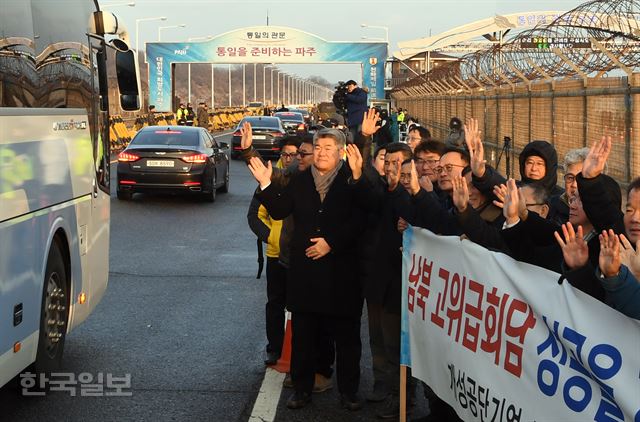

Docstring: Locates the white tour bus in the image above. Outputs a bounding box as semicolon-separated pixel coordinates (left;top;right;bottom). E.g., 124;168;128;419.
0;0;140;388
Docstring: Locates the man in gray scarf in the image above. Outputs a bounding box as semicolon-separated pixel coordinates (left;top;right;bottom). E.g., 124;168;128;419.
249;128;368;412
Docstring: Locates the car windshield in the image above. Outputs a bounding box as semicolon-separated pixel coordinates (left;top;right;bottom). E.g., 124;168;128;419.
274;113;304;122
242;118;280;129
132;129;200;147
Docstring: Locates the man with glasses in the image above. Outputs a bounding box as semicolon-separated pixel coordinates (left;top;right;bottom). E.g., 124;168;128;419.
403;148;470;236
295;141;314;172
413;140;445;195
279;139;300;168
435;149;469;198
547;147;589;225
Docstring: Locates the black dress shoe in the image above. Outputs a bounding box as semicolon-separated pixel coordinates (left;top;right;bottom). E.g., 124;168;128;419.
264;351;280;365
340;393;363;411
287;391;312;409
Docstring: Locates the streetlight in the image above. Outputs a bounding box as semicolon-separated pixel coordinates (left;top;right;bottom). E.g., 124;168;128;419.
263;65;267;104
270;67;276;105
211;64;215;108
287;75;291;105
228;64;232;107
277;71;282;105
282;73;288;106
253;63;257;102
242;64;246;107
158;24;186;41
135;16;166;63
293;77;297;104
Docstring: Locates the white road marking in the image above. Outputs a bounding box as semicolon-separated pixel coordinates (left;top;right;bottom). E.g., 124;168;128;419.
249;367;285;422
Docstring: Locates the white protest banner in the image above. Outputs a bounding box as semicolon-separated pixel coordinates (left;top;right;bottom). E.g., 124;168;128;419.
400;226;640;422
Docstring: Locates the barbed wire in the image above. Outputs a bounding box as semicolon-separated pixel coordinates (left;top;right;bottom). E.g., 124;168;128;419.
395;0;640;93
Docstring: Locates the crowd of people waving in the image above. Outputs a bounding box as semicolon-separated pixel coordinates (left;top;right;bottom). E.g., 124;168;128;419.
241;109;639;421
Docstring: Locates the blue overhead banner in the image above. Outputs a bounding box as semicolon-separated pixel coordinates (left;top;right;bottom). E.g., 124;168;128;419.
146;26;387;111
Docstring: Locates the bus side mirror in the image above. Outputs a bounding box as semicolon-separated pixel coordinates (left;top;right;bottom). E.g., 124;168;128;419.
115;48;141;111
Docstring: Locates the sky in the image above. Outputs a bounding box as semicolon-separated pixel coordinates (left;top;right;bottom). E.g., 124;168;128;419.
100;0;587;84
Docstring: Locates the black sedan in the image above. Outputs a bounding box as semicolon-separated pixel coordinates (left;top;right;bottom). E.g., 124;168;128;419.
230;116;286;159
288;108;313;125
273;112;307;136
116;126;229;202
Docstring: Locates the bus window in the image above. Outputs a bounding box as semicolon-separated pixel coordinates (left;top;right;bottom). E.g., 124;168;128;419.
0;2;36;108
32;1;95;109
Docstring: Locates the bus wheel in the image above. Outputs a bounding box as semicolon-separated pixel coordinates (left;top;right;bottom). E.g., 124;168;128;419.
33;240;69;378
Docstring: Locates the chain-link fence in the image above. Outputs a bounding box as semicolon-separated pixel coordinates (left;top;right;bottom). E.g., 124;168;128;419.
396;74;639;186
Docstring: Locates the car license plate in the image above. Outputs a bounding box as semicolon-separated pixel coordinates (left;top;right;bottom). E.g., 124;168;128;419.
253;135;266;140
147;160;174;167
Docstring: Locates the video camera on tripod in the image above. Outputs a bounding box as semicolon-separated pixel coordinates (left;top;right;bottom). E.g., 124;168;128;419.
495;136;514;178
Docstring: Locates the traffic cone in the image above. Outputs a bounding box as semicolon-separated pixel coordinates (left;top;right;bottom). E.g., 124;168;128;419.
272;311;291;373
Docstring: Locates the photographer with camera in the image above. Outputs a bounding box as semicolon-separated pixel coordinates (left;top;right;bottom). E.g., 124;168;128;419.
342;80;370;158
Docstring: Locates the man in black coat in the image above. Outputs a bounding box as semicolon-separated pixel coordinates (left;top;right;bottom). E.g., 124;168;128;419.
248;128;368;411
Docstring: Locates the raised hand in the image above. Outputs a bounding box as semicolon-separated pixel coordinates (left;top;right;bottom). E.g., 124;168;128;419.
247;156;272;187
452;175;469;213
502;179;520;224
618;234;640;280
408;160;422;195
493;183;507;209
240;121;253;149
464;118;486;177
346;144;363;180
554;223;589;270
581;136;612;178
599;229;621;277
361;108;381;137
419;175;433;192
306;237;331;260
